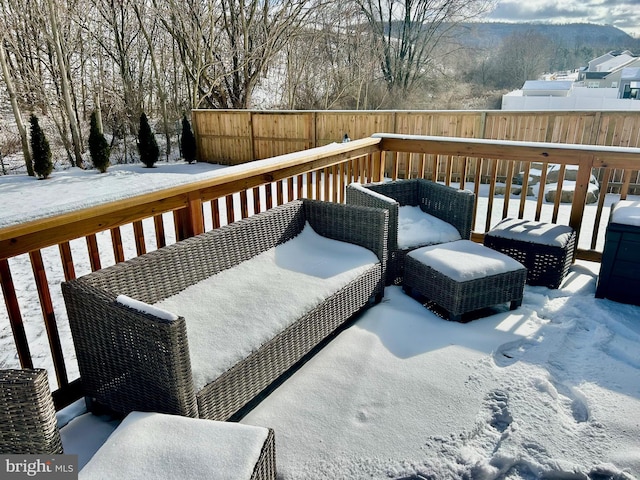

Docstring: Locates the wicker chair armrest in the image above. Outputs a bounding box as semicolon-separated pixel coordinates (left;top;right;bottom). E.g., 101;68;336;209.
346;183;398;252
61;281;198;418
362;179;419;206
417;179;475;239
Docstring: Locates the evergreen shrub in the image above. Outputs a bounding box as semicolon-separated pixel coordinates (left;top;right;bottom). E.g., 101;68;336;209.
138;112;159;168
30;114;53;179
181;115;197;164
89;111;110;173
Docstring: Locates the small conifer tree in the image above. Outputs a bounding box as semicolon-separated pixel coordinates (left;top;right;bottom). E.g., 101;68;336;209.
89;111;110;173
29;114;53;179
138;112;159;168
181;115;197;164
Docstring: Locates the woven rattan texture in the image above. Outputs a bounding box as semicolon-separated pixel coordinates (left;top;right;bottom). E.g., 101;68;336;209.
62;200;387;420
403;254;526;321
346;179;474;284
484;227;576;289
0;369;63;454
250;428;277;480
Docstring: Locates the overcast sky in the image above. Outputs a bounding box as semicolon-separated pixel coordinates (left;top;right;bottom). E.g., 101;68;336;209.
485;0;640;36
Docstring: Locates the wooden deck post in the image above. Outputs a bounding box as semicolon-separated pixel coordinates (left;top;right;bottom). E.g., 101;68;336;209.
569;155;596;249
175;191;205;240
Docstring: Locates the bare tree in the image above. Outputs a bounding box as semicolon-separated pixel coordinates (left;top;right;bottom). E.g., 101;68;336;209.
280;2;382;110
355;0;490;98
486;30;555;89
45;0;84;167
158;0;314;109
133;2;172;160
0;0;85;167
90;0;144;132
0;37;33;176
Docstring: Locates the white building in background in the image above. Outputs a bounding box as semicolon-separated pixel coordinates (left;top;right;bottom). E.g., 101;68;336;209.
618;67;640;99
578;50;640;88
501;85;628;110
502;51;640;111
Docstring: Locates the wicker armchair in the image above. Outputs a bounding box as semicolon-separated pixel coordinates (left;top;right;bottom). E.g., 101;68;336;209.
0;369;63;454
346;179;475;284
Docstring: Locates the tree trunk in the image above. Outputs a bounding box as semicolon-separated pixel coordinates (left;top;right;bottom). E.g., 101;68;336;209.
134;5;171;161
46;0;84;168
94;93;104;134
0;40;34;176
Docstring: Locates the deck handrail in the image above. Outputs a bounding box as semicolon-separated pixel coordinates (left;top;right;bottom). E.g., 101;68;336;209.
0;138;382;260
375;133;640;165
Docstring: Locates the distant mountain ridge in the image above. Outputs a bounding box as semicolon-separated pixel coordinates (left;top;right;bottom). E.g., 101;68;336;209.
452;22;637;49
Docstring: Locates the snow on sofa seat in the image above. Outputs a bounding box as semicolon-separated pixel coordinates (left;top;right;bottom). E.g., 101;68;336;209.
62;199;388;421
152;222;379;392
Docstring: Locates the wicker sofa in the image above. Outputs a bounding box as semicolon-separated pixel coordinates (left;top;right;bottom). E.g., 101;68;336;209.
62;199;387;421
346;179;474;284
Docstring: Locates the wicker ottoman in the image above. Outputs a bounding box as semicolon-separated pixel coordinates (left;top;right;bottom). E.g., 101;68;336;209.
484;218;576;289
79;412;276;479
403;240;527;322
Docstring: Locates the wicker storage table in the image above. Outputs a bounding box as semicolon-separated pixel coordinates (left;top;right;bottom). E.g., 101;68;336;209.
403;240;527;322
79;412;276;480
596;200;640;306
484;218;576;289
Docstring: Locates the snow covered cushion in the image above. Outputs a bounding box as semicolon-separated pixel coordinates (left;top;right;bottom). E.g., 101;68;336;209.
79;412;268;480
398;205;461;249
154;222;379;391
611;200;640;226
486;218;574;247
407;240;525;282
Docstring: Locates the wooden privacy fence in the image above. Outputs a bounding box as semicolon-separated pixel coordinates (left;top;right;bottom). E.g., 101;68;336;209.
1;134;640;409
193;109;640;191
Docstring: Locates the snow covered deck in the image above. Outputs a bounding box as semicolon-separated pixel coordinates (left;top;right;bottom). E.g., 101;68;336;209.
58;260;640;479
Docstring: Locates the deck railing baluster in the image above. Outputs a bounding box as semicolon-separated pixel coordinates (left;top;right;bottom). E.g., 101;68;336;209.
86;234;101;271
0;258;32;369
29;250;67;388
58;242;76;281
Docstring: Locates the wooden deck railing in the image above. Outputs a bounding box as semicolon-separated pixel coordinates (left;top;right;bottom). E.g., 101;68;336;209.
1;134;639;408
